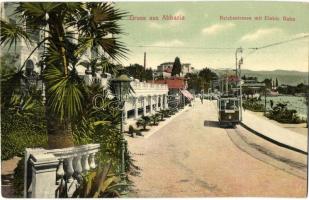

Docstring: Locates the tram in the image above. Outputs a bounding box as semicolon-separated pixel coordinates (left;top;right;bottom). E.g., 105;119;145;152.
217;96;241;127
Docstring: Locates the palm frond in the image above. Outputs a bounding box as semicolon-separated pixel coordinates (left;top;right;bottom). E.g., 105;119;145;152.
15;3;62;28
0;20;32;50
43;66;85;121
72;3;128;61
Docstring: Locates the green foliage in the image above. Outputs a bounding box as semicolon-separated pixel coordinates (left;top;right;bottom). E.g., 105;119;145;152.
13;157;24;197
43;66;85;121
150;113;160;125
124;64;153;81
265;103;305;124
185;68;218;92
2;2;129;149
158;110;167;121
72;83;138;174
277;83;308;95
161;109;171;118
0;20;32;50
136;116;151;130
72;162;124;198
262;78;272;89
243;99;265;112
1;107;48;160
171;57;182;76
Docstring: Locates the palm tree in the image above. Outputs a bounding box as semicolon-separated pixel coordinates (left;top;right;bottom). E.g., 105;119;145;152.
1;3;127;149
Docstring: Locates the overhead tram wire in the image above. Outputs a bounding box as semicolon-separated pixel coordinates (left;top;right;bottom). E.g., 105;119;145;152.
127;45;237;50
128;34;309;53
244;34;309;58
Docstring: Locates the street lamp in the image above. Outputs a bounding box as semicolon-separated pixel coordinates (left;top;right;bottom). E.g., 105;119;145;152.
235;47;243;121
235;47;243;78
110;73;132;192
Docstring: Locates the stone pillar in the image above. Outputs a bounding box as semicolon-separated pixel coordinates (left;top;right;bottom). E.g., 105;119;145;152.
149;96;153;114
134;97;138;119
160;95;163;110
155;96;159;112
165;95;169;109
27;152;59;198
143;97;146;116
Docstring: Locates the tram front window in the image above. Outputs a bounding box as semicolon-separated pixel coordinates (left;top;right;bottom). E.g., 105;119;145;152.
220;100;226;110
226;101;234;109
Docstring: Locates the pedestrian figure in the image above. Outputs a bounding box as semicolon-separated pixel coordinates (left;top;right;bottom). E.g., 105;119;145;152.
200;95;203;104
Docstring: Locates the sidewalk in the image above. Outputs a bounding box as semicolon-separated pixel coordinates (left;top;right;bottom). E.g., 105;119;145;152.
125;104;192;139
241;110;307;153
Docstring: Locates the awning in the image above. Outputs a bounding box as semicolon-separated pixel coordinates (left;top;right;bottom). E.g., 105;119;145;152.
180;89;194;100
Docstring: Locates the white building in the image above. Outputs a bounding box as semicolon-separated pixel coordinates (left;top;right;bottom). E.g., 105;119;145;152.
156;62;193;78
84;73;169;125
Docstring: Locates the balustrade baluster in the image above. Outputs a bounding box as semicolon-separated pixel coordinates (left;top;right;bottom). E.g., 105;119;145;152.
64;157;74;182
81;154;90;172
56;159;64;185
73;156;83;174
89;153;96;169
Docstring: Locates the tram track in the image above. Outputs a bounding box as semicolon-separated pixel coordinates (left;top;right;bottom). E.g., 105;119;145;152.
225;125;307;180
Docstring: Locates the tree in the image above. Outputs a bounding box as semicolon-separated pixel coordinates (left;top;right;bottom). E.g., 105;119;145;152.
263;78;272;89
125;64;153;81
171;57;181;76
275;78;279;87
185;68;218;92
1;3;127;149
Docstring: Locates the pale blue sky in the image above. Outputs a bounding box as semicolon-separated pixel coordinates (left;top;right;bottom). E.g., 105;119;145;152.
116;2;309;72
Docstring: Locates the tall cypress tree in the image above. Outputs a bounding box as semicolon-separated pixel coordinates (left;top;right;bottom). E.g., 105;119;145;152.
171;57;182;76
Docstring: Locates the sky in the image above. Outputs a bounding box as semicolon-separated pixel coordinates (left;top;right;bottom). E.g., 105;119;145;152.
115;2;309;72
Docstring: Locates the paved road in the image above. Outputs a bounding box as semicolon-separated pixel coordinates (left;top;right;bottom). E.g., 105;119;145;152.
127;100;307;197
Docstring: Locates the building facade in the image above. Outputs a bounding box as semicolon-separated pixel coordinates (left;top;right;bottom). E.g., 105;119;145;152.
156;62;193;78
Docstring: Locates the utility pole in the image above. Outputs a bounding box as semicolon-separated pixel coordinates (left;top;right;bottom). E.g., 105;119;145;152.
264;87;267;114
144;52;146;69
239;56;243;121
306;38;309;130
143;52;146;82
225;74;228;95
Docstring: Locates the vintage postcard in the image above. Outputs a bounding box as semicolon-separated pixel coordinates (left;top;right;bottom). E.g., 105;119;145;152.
1;1;308;198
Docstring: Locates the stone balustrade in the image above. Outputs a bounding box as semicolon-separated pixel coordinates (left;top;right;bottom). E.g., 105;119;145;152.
131;81;168;90
130;81;168;97
24;144;100;198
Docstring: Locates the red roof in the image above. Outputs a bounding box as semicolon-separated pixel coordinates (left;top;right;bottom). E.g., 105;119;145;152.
228;75;240;82
151;78;187;89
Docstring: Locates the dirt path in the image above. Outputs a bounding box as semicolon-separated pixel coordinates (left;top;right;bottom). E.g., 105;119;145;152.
1;156;21;197
127;100;307;197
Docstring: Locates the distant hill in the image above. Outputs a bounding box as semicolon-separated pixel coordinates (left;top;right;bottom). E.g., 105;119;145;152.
212;68;308;86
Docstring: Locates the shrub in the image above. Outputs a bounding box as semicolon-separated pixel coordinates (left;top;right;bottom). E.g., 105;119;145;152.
136;116;151;130
1;109;48;161
13;157;24;197
150;114;160;126
265;103;305;124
